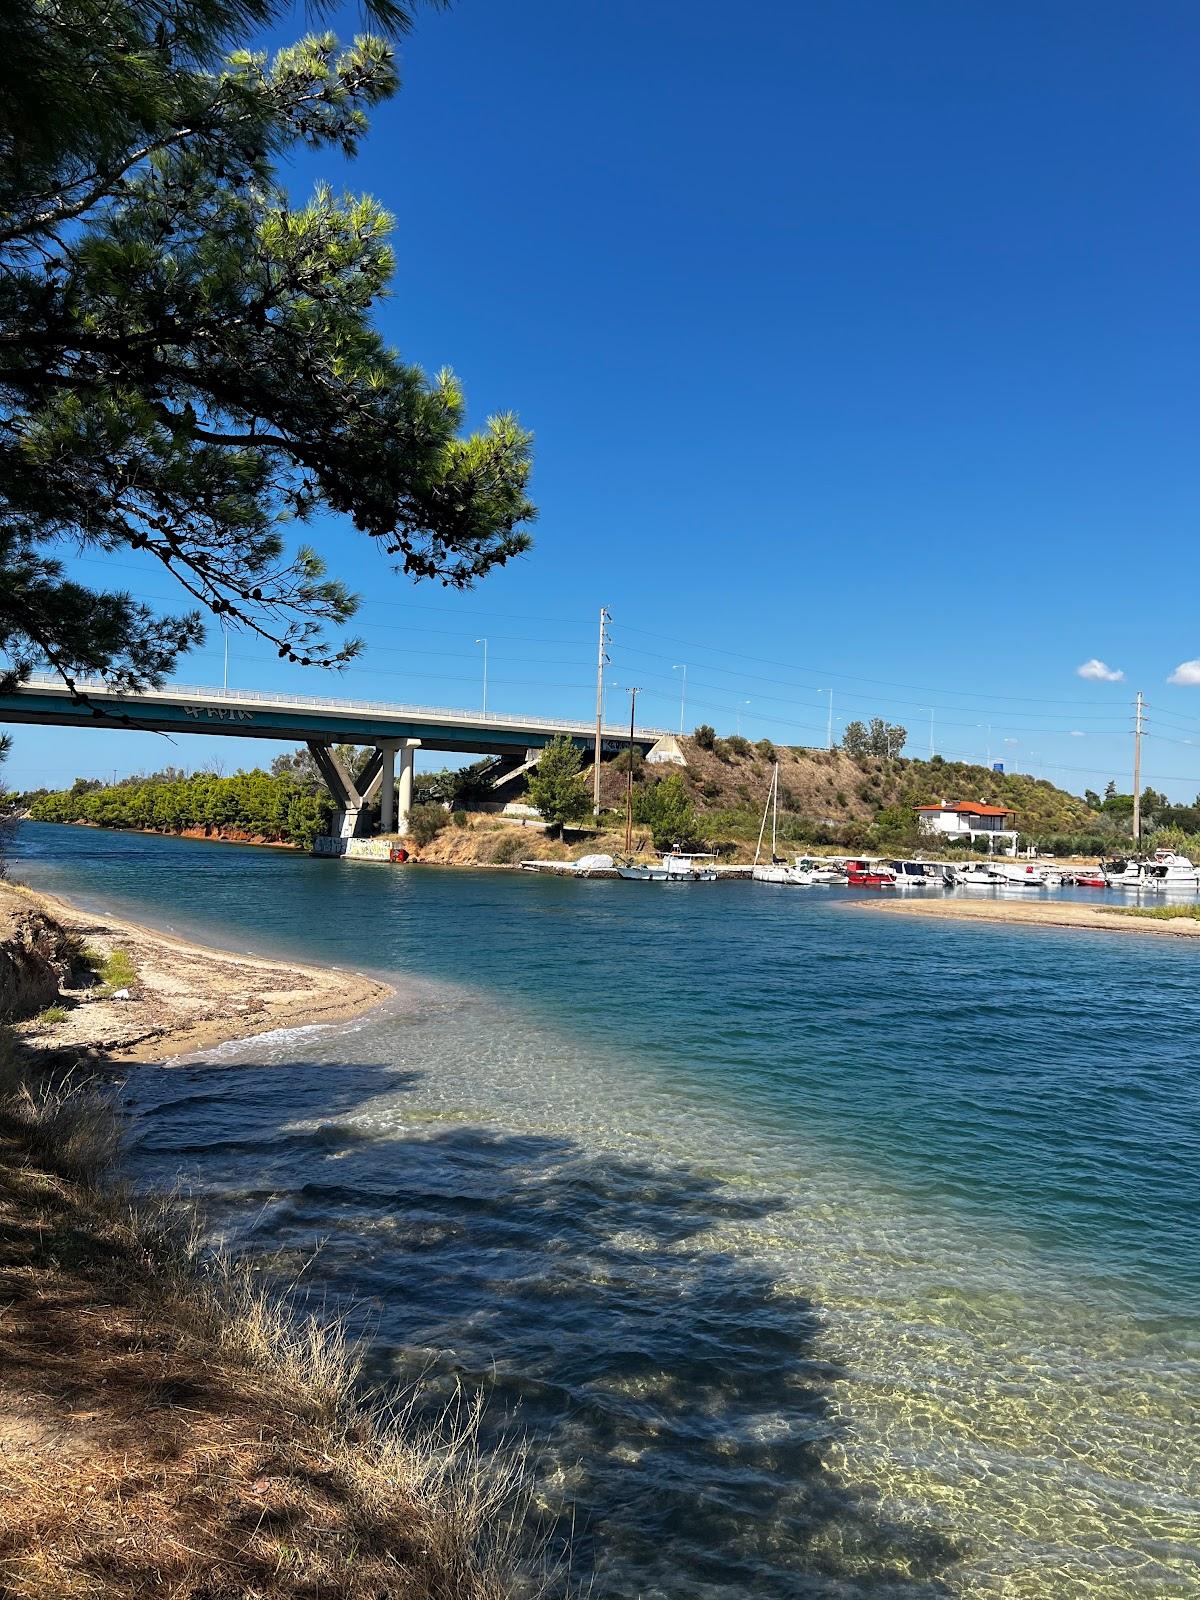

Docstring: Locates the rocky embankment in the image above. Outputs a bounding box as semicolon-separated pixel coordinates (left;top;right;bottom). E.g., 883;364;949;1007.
0;892;77;1020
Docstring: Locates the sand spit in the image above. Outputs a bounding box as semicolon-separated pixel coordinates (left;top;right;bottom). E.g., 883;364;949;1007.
847;893;1200;938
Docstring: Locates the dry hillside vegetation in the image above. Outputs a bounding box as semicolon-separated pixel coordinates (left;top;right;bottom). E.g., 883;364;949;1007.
0;1083;524;1599
593;738;1098;838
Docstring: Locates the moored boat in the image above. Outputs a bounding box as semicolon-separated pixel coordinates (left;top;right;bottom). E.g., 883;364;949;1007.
618;851;718;882
795;856;843;884
1141;850;1200;890
889;859;938;887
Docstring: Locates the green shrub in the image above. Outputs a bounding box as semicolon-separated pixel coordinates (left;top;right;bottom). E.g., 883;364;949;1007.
609;746;645;775
755;739;776;762
633;773;699;850
34;1005;68;1026
693;724;716;750
725;735;752;758
486;828;534;864
405;804;449;848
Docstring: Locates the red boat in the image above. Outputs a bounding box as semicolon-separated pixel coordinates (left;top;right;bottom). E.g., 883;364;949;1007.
1075;874;1106;888
845;858;897;889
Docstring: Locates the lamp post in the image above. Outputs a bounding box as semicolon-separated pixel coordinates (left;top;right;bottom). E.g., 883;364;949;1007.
673;664;687;735
818;689;832;751
737;699;750;737
475;637;488;716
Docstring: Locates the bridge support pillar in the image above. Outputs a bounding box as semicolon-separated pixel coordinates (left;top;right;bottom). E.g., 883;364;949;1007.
397;742;416;833
377;740;400;834
376;738;420;835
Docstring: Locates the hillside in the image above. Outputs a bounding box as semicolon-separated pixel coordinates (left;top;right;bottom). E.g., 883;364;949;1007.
590;736;1099;848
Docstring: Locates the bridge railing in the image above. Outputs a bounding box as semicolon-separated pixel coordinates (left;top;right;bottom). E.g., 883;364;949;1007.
18;674;669;742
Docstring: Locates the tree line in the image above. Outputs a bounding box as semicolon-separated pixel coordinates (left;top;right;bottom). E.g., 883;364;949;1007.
29;770;330;849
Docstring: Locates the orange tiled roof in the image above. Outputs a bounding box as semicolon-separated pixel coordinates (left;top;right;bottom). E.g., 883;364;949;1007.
914;801;1014;817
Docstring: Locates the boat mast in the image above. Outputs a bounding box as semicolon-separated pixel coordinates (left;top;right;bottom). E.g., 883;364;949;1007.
753;763;777;868
772;761;779;860
752;764;780;870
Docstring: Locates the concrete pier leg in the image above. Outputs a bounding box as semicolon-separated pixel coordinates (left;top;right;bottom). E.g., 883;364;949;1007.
396;741;416;835
377;741;400;833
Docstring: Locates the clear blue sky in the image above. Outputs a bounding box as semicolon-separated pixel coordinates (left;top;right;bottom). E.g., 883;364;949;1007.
12;0;1200;797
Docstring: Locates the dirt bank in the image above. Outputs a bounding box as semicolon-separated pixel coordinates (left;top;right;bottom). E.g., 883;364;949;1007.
0;887;519;1599
1;882;390;1060
847;894;1200;938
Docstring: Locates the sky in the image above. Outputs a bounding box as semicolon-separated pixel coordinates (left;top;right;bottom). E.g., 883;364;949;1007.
11;0;1200;797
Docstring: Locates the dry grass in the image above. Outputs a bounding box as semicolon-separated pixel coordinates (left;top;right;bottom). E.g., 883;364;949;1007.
0;1036;533;1600
1112;902;1200;921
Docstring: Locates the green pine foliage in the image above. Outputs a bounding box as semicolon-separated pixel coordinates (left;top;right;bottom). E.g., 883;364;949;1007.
526;735;588;829
633;773;699;850
30;770;330;848
0;0;533;696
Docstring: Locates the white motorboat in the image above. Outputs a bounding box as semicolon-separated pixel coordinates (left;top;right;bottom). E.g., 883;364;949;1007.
618;851;717;882
795;856;842;884
1103;852;1198;891
998;866;1049;889
1141;850;1200;891
1105;858;1147;888
889;859;938;888
952;863;1006;887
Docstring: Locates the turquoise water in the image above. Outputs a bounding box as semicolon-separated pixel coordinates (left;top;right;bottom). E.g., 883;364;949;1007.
12;822;1200;1598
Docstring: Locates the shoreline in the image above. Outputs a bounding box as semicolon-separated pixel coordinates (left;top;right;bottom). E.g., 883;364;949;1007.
3;880;393;1062
847;893;1200;938
0;886;521;1598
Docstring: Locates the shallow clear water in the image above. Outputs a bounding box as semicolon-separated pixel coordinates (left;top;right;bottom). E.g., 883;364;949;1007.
12;823;1200;1598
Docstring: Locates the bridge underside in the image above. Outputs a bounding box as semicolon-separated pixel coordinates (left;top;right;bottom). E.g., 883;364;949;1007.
1;680;662;842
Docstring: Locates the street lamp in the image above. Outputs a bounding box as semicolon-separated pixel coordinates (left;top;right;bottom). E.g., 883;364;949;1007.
475;637;488;716
673;664;687;735
736;699;751;737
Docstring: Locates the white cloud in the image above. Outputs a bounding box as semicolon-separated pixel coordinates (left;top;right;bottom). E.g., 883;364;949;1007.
1168;659;1200;686
1069;730;1085;737
1077;658;1124;683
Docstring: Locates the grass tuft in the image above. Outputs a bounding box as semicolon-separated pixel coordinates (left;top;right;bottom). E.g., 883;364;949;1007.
79;941;139;993
0;1038;534;1598
1113;903;1200;921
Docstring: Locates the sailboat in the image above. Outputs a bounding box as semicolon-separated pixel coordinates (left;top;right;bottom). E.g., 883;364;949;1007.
752;764;808;884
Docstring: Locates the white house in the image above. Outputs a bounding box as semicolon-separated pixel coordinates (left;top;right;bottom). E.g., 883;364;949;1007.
915;800;1018;850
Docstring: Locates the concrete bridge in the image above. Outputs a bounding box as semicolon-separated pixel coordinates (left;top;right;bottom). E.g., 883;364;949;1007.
0;676;667;836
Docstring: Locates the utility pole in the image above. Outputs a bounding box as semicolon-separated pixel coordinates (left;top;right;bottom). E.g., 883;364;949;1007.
624;686;640;855
1132;690;1144;845
593;607;611;816
222;620;229;692
928;707;935;759
673;663;687;734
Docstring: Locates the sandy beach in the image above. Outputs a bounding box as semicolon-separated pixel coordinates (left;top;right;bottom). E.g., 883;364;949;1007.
848;893;1200;938
2;882;392;1061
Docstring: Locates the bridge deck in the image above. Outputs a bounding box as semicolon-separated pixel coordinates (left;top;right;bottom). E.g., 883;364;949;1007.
0;677;667;756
